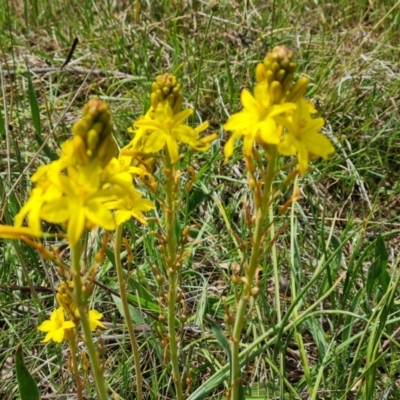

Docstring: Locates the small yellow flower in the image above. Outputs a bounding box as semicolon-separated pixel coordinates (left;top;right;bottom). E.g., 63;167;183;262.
40;162;116;246
88;309;106;331
105;190;154;226
134;101;198;163
37;308;75;343
75;308;106;331
224;81;296;161
277;98;335;173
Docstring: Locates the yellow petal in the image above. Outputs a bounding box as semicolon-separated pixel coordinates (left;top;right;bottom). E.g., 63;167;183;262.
67;206;85;246
172;108;193;126
166;136;179;164
62;321;75;329
0;225;41;239
41;331;54;343
224;131;242;161
302;132;335;159
37;320;55;333
41;198;70;223
115;210;133;225
52;328;65;343
241;89;258;112
297;143;309;173
143;130;167;153
85;202;115;231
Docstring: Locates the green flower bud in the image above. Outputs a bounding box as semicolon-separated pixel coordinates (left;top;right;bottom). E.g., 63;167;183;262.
72;98;115;167
286;77;309;103
150;73;182;112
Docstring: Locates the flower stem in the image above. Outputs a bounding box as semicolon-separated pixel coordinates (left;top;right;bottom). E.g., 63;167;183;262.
68;330;83;400
230;149;277;400
71;244;108;400
290;177;313;395
114;224;143;400
164;153;184;400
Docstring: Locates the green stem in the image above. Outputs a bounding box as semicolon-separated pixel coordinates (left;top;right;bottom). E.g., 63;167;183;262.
114;224;143;400
290;178;313;395
269;205;284;396
165;153;184;400
230;149;277;400
68;330;83;400
71;244;108;400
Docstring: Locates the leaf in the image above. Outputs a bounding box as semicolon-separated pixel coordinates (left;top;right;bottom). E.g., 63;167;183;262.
188;185;209;215
204;314;231;364
366;234;389;296
302;317;327;362
15;344;41;400
203;315;244;400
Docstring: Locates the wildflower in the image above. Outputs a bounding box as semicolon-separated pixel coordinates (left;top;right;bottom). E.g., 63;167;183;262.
37;308;75;343
105;189;154;226
277;98;335;173
224;81;296;161
134;101;197;163
101;157;147;196
75;308;106;331
40;163;116;246
88;310;106;331
14;180;62;236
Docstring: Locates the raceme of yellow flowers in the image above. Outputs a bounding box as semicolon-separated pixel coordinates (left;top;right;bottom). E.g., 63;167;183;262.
224;46;334;172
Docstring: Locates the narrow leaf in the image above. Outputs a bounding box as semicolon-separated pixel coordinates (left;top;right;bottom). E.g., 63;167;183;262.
15;344;41;400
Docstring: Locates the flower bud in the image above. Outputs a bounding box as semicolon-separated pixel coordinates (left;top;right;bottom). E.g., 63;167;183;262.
286;76;309;103
261;46;296;87
150;73;182;112
72;99;115;167
269;81;283;104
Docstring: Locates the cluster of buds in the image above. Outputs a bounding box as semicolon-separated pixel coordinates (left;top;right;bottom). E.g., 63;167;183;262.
150;73;183;114
72;99;117;167
255;46;308;104
56;281;76;321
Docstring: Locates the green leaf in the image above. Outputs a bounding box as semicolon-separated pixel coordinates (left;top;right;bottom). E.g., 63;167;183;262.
15;344;41;400
204;314;231;363
203;315;244;399
375;234;389;293
302;317;327;362
188;185;209;215
366;234;389;296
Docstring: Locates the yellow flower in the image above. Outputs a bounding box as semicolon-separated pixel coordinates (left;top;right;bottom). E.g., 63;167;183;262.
224;81;296;161
37;308;75;343
88;309;106;331
76;308;106;331
40;162;116;246
134;101;198;163
101;157;147;196
105;190;154;226
14;181;62;235
277;98;335;173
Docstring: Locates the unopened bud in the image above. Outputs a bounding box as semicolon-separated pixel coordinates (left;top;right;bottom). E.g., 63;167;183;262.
269;81;283;104
286;77;309;103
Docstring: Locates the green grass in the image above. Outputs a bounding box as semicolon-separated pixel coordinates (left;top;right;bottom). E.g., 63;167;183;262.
1;0;400;399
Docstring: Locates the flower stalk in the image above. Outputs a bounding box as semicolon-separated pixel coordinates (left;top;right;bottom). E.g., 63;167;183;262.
230;149;277;400
114;224;143;400
164;152;184;400
71;244;108;400
68;330;84;400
